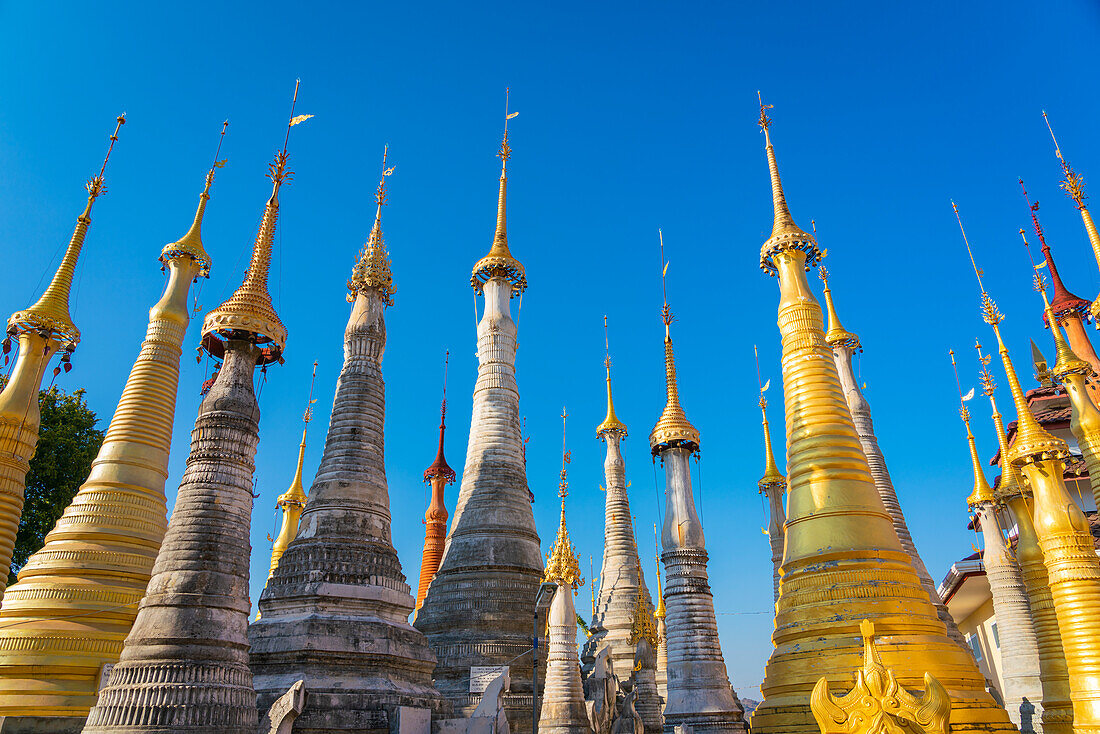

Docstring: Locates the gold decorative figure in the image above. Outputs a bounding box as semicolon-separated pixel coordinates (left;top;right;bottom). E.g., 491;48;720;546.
348;146;396;304
811;620;951;734
956;202;1100;734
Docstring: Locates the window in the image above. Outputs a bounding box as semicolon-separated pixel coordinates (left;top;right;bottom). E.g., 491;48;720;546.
967;634;983;662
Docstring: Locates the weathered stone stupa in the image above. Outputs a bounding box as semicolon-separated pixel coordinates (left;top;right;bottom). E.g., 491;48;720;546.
414;105;543;731
582;320;661;734
650;235;746;734
83;94;300;732
249;149;448;731
818;266;966;646
0;124;216;731
538;411;591;734
0;115;123;603
415;354;456;614
952;349;1044;730
749;102;1013;734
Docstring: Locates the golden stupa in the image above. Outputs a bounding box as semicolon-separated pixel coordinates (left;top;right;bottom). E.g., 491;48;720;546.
0;115;124;608
749;99;1013;734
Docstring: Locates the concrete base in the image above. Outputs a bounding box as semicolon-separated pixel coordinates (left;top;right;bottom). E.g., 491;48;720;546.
0;716;87;733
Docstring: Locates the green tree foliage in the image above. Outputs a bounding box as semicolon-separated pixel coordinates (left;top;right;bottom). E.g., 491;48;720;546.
3;378;103;584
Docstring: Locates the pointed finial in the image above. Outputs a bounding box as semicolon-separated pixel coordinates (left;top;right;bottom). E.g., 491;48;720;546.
975;339;1026;502
544;411;583;590
425;350;456;484
597;315;628;437
471;88;526;295
8;114;126;349
348;145;396;304
279;360;318;508
653;524;665;619
757;94;819;276
952;349;994;507
559;407;570;501
650;230;700;455
1034;271;1093;379
1019;179;1091;323
756;345;786;491
818;265;861;351
200;84;304;364
161;120;227;275
953;203;1070;467
1043;111;1088;208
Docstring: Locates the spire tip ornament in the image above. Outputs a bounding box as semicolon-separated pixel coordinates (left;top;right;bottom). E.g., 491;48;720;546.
597;315;628;438
650;231;700;454
544;409;583;590
471;88;526;296
348;145;396;304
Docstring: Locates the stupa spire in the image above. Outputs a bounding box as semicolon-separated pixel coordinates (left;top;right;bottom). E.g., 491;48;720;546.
757;92;814;264
975;339;1073;733
0;121;235;728
348;146;396;304
538;410;590;734
160;120;224;275
415;98;542;729
248;129;447;728
0;115;124;609
818;266;861;351
951;350;995;506
755;346;786;606
415;351;456;612
9;114;125;351
582;320;662;733
653;525;668;703
471;88;526;296
85;87;304;733
597;316;628;437
265;360;317;581
751;108;1011;734
956;201;1100;734
650;234;746;734
199;83;302;365
650;230;700;454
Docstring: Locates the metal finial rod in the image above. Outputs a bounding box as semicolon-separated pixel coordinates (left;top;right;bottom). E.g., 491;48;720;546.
1043;110;1064;161
376;145;395;205
659;229;673;330
952;201;986;293
281;79;301;158
210;120;229;172
559;407;570;500
303;360;319;424
654;523;659;562
1019;229;1048;294
97;114;126;181
441;350;450;421
603;315;611;372
1019;178;1048;246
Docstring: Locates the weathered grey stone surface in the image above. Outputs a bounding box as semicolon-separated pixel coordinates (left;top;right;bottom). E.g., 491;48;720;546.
629;638;661;734
760;484;784;606
975;503;1044;729
657;448;746;734
582;426;660;734
539;583;591;734
249;289;448;731
415;275;542;732
82;340;263;734
831;344;966;646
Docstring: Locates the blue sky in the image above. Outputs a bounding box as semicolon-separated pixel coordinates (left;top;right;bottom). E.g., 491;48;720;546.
2;1;1100;698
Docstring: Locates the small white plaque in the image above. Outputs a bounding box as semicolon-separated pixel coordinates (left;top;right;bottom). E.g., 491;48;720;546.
469;665;509;693
97;662;115;692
